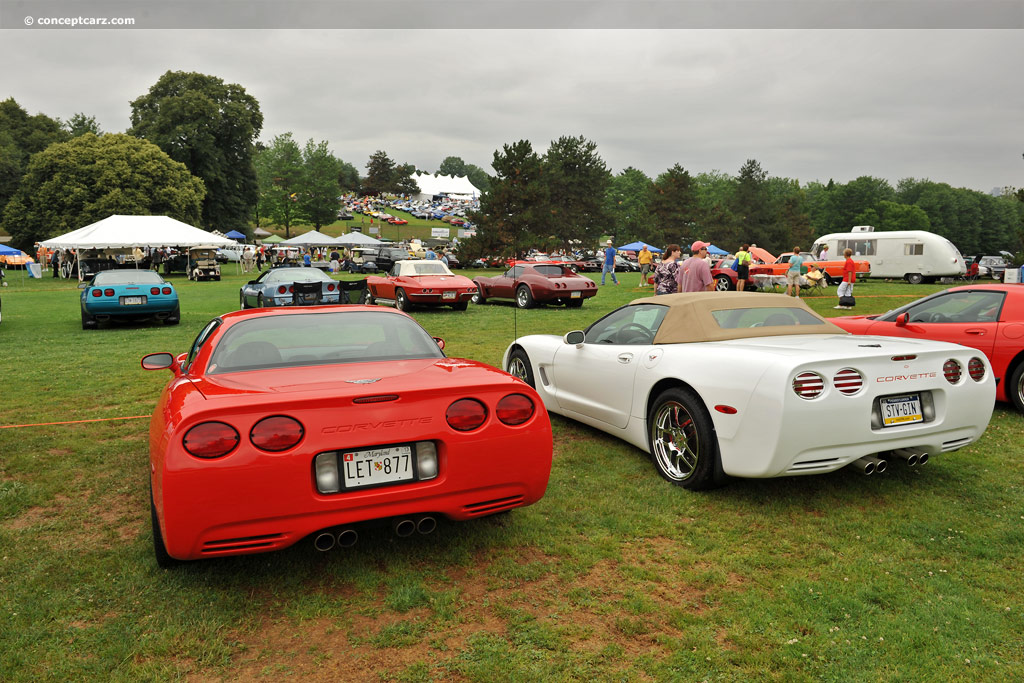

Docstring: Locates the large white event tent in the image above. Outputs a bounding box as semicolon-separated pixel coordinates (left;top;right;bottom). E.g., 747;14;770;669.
410;173;480;201
335;232;383;246
280;230;340;247
41;215;235;249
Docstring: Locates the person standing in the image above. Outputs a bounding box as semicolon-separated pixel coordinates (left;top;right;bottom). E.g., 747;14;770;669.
677;241;714;292
735;244;752;291
834;248;856;309
785;246;805;298
425;246;437;260
819;244;830;261
50;249;60;278
653;244;682;294
637;245;653;286
601;240;619;285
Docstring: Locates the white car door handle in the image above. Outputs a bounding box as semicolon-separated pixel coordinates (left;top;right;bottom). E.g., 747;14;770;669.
618;353;633;364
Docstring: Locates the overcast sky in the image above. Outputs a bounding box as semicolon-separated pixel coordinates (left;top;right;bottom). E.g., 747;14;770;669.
2;28;1021;194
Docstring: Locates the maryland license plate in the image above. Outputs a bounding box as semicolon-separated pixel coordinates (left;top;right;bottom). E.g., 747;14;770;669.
122;296;145;305
442;291;456;300
881;394;923;427
341;445;413;489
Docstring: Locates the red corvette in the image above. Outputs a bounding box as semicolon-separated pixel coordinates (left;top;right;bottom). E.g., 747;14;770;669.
830;284;1024;412
362;259;477;311
142;306;553;566
472;263;598;309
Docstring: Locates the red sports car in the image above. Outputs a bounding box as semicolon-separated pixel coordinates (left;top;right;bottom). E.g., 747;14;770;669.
142;306;552;566
363;259;477;311
830;283;1024;412
472;263;598;309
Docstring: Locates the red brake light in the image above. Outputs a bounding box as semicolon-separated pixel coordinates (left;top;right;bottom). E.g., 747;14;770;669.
833;368;863;395
151;287;160;295
277;285;287;294
943;359;962;384
968;357;986;382
250;415;304;452
91;289;102;297
496;393;534;425
162;287;172;295
446;399;487;431
288;286;294;294
793;372;824;399
328;283;336;292
183;422;239;458
104;288;115;297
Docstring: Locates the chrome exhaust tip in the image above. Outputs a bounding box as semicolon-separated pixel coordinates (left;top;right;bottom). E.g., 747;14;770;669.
852;456;876;475
416;515;437;535
891;448;927;466
865;455;888;474
313;531;336;552
393;518;416;538
918;452;929;466
336;528;358;548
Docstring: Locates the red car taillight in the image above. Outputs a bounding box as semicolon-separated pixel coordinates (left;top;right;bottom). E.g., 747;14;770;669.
150;287;160;295
496;393;534;425
250;416;304;452
833;368;863;395
104;288;115;297
968;357;986;382
793;372;824;399
278;285;287;294
446;399;487;431
943;359;962;384
183;422;239;458
162;287;172;295
91;289;102;297
327;283;336;292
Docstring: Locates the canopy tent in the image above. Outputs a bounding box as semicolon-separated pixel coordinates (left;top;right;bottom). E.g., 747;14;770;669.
260;234;284;243
280;230;339;247
225;230;247;240
41;215;235;249
335;232;383;246
616;241;662;253
706;244;730;256
410;172;481;201
253;227;273;237
0;244;22;256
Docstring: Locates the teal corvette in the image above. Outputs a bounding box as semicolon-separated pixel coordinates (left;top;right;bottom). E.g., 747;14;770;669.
79;270;180;329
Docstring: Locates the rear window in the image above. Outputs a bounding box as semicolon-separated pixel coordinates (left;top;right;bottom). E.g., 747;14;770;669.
534;265;570;277
711;307;825;329
93;270;164;285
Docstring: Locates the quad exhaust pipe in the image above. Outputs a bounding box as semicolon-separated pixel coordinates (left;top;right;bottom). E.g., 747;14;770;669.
313;527;359;552
393;515;438;537
853;455;888;475
891;448;929;467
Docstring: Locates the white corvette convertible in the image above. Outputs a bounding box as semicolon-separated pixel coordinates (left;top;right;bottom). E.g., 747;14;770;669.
503;293;995;489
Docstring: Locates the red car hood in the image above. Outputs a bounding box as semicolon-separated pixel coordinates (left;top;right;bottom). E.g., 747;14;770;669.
828;315;878;332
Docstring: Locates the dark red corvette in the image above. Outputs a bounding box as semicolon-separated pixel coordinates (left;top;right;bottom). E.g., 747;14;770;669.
831;284;1024;412
472;263;598;309
142;306;552;566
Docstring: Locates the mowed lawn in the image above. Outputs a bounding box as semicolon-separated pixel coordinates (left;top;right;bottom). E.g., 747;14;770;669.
1;267;1022;682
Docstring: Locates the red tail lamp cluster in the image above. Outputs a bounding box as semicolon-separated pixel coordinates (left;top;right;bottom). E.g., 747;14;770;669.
445;394;535;431
148;287;173;295
277;285;294;294
967;357;986;382
943;359;962;384
183;416;304;458
833;368;864;395
792;372;825;399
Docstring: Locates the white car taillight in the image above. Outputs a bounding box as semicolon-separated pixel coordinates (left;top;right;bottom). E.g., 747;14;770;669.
793;372;824;399
943;359;962;384
968;357;986;382
833;368;863;395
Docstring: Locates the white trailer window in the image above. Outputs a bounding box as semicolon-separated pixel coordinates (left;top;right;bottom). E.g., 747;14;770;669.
904;244;924;255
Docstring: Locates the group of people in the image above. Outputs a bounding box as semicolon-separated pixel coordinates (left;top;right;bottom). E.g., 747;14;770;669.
651;241;719;294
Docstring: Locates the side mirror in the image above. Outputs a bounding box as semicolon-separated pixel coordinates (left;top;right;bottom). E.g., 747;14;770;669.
895;312;908;327
563;330;585;347
141;352;175;371
247;280;256;285
433;336;445;350
78;282;87;289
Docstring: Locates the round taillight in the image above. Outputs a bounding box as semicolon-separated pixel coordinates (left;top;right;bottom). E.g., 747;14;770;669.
104;288;115;297
151;287;160;295
328;283;336;291
91;289;102;297
446;399;487;431
793;372;824;399
183;422;239;458
943;359;962;384
288;286;294;294
968;357;986;382
250;415;304;452
833;368;863;396
277;285;287;294
162;287;172;295
496;393;534;425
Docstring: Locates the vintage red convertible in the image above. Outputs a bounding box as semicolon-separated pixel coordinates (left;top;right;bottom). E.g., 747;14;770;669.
472;263;598;309
831;283;1024;412
749;251;871;284
142;306;553;566
362;259;477;311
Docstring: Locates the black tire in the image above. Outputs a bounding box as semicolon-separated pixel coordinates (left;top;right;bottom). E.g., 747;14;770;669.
451;301;469;311
506;348;535;388
257;293;265;308
151;484;181;569
1009;362;1024;414
714;275;734;292
822;273;836;287
166;306;180;325
566;298;584;308
395;288;409;311
647;387;721;490
240;292;249;310
515;285;535;309
361;288;375;306
905;273;924;285
471;284;487;305
81;309;96;330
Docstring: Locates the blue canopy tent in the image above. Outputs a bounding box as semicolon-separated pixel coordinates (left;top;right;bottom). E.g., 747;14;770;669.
0;244;22;256
225;230;246;240
616;241;662;252
706;244;729;256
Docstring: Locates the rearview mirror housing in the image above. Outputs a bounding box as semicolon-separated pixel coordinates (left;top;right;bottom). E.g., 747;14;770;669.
896;312;908;327
141;352;175;371
563;330;585;347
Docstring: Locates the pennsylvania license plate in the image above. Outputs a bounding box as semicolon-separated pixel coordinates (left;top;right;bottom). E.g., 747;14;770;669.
341;445;413;489
442;291;456;300
881;394;923;426
122;296;145;305
571;291;582;298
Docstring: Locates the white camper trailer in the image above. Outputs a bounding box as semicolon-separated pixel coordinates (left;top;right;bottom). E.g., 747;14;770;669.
811;229;966;284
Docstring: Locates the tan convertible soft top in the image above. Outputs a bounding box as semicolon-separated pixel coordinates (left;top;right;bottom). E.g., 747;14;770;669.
628;292;847;344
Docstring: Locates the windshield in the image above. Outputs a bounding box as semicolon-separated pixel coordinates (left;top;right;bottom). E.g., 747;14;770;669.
261;268;331;283
92;270;164;285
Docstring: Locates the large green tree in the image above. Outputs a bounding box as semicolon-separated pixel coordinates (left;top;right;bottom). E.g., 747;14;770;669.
542;135;610;249
464;164;491;194
650;164;700;248
1;133;205;248
255;133;305;237
337;160;360;193
605;167;653;244
129;70;263;231
394;163;419;196
300;139;342;230
362;150;397;195
0;98;69;214
732;159;781;251
65;113;102;138
438;156;467;177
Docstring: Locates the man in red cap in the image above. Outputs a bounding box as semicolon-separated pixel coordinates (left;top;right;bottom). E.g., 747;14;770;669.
677;241;714;292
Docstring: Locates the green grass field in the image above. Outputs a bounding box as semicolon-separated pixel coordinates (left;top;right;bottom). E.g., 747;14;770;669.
1;268;1022;681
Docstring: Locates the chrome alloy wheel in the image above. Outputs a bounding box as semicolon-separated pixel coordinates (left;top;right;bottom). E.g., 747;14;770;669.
507;356;529;383
651;400;700;481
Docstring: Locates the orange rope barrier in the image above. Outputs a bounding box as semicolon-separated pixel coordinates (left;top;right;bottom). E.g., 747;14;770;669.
0;415;150;430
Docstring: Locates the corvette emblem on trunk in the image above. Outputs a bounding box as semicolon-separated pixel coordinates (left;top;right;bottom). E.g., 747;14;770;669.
346;378;381;384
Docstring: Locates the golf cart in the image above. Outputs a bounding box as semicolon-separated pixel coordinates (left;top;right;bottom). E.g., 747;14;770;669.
188;246;222;281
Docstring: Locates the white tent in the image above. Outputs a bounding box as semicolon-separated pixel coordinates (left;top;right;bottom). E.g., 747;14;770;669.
411;173;481;201
335;232;383;246
280;230;340;247
41;215;235;249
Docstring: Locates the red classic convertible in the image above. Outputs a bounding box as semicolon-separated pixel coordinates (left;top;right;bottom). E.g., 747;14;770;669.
362;259;477;311
472;263;598;309
831;284;1024;412
142;306;553;566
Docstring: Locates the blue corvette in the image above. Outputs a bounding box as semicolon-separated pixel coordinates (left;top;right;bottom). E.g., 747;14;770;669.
239;266;342;308
79;270;180;329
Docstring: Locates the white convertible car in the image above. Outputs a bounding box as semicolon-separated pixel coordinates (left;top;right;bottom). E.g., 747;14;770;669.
503;293;995;489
